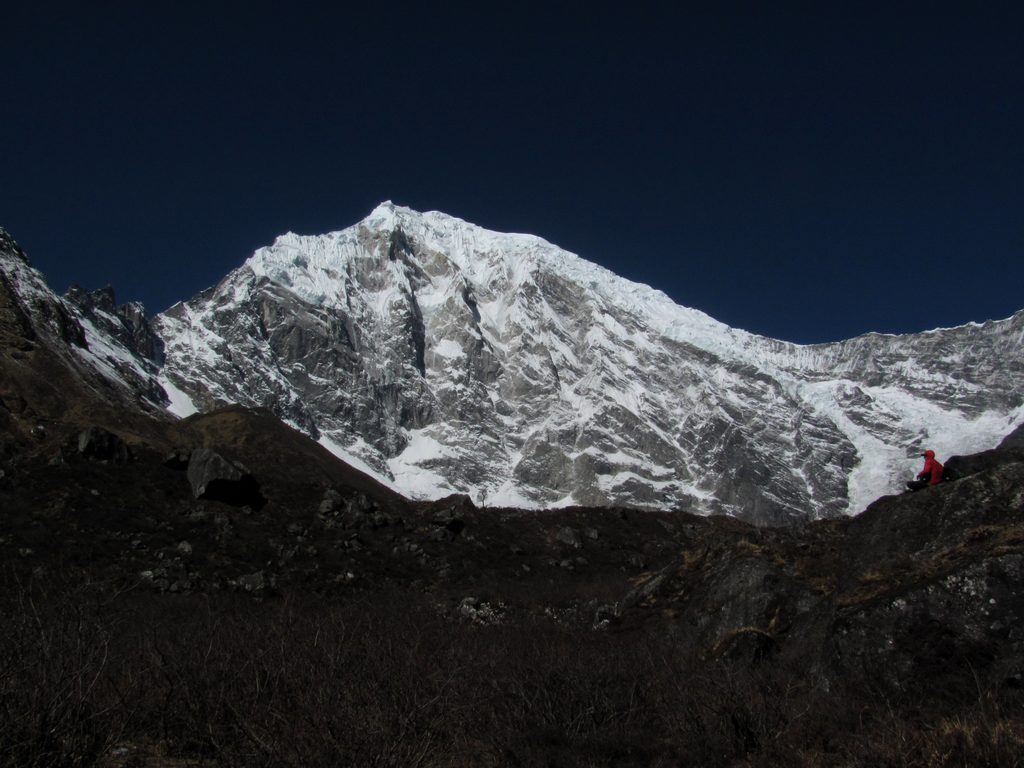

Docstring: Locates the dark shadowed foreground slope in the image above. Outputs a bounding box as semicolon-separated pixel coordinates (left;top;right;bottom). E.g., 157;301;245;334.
3;230;1024;765
617;423;1024;691
3;414;1023;766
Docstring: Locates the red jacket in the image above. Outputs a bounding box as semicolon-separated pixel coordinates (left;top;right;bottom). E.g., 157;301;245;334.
918;450;944;485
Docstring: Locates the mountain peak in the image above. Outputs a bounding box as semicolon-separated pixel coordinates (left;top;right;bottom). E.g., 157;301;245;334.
363;200;420;230
0;228;30;266
152;207;1024;522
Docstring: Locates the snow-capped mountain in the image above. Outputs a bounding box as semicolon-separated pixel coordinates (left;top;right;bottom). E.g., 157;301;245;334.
150;204;1024;523
0;228;167;414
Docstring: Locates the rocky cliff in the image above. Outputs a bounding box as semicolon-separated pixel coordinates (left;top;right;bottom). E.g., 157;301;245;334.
0;228;168;449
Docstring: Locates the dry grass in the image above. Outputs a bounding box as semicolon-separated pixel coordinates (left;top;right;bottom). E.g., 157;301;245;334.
2;577;1022;768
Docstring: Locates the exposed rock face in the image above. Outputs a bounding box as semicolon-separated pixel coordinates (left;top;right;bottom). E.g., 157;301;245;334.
0;230;38;346
151;204;1024;523
65;284;165;364
0;229;167;416
0;229;86;350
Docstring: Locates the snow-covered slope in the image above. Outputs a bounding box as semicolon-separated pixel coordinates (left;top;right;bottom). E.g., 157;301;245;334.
0;228;167;413
153;204;1023;523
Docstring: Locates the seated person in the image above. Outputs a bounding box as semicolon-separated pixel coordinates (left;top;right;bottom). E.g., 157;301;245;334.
906;449;944;491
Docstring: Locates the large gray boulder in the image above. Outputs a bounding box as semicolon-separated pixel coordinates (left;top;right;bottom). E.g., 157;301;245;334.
77;427;131;464
186;448;265;509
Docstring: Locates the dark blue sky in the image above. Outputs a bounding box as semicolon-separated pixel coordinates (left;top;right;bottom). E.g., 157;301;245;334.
3;3;1022;343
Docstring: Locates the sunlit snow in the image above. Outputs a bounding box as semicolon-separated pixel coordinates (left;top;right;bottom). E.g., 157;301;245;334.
138;202;1024;518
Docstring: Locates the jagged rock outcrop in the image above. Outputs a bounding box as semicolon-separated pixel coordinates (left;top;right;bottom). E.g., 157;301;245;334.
0;229;86;350
0;229;168;419
65;284;165;364
0;231;38;347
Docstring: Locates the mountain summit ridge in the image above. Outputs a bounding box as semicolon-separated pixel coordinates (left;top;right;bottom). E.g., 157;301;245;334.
3;211;1020;523
143;204;1023;523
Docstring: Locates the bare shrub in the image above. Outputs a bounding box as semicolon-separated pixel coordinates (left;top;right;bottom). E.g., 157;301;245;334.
0;577;127;767
1;574;1022;767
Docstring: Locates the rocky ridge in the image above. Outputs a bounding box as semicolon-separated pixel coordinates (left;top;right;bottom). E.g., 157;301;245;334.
0;228;167;423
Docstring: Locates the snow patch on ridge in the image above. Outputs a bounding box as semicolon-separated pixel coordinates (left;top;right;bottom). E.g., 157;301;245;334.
387;430;460;500
160;375;199;418
318;436;404;494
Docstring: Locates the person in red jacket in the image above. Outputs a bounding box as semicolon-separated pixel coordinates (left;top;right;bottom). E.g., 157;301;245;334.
906;449;944;491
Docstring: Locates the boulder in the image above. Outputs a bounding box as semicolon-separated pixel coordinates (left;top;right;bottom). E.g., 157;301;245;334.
318;488;343;515
232;571;266;593
186;448;265;509
431;507;465;538
342;493;375;528
163;448;191;470
76;427;131;463
426;493;475;518
554;526;582;549
425;494;472;538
